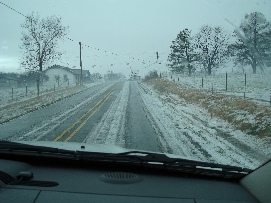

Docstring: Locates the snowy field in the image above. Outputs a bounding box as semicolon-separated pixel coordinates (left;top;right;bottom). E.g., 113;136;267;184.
165;70;271;105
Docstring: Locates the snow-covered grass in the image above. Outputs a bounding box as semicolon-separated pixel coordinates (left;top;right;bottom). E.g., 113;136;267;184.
147;79;271;138
139;80;271;169
166;70;271;105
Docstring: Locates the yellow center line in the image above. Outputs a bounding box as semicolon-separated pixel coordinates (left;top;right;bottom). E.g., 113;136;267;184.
53;87;115;142
64;89;115;142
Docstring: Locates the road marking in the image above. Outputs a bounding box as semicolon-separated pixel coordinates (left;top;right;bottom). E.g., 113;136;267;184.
53;87;115;142
64;89;114;142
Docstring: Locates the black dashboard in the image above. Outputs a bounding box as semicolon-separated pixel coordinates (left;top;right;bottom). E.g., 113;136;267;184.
0;157;260;203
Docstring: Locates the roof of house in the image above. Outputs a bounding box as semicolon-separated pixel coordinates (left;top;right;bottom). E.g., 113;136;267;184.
70;69;90;76
46;65;90;76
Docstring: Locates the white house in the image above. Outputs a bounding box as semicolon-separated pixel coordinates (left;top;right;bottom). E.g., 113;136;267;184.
44;65;91;86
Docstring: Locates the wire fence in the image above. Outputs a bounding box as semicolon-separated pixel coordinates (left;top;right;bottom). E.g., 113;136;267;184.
0;81;74;107
163;71;271;105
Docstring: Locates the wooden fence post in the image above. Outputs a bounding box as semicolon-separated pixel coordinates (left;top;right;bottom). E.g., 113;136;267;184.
12;87;14;102
226;72;228;91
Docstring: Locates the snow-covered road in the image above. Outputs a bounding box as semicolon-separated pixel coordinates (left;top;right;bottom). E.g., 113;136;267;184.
1;80;269;169
83;81;129;147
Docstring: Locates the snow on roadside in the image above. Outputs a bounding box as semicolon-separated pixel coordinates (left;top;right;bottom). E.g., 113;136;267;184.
138;82;270;169
83;81;129;147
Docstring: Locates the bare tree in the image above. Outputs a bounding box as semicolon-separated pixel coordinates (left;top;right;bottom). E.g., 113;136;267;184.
20;13;68;75
194;25;230;75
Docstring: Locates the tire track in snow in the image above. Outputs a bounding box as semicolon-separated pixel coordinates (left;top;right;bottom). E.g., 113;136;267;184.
83;81;129;147
138;82;208;161
190;114;268;163
167;97;267;167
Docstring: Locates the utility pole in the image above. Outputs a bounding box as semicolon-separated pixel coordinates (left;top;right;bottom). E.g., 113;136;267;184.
79;42;82;85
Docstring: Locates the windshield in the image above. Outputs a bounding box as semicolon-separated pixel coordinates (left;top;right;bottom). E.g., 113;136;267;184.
0;0;270;171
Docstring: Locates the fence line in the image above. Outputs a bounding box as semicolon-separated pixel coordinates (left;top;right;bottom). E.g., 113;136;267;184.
164;72;271;105
0;82;75;107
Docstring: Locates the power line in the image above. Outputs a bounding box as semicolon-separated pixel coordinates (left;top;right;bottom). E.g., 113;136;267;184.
0;1;26;17
1;1;162;69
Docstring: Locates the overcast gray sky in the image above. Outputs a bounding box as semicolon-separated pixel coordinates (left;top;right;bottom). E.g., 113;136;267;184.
0;0;270;77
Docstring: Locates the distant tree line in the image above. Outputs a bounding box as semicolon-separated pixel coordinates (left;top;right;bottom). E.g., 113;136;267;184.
167;12;271;75
144;70;159;81
0;71;42;86
104;70;126;81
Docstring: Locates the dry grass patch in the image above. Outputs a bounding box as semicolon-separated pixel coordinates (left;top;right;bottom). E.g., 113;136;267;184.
145;79;271;138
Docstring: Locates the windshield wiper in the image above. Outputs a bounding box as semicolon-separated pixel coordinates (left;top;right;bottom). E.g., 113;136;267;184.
0;141;252;178
108;151;252;172
77;150;252;177
0;140;75;156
